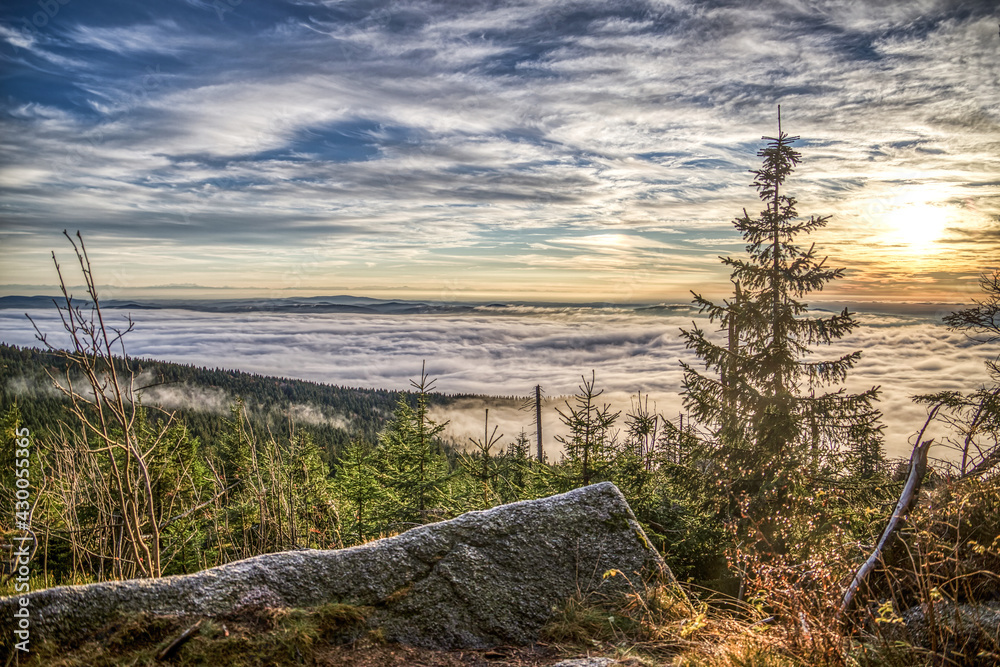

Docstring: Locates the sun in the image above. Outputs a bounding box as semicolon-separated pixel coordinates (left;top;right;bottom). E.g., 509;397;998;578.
881;203;950;251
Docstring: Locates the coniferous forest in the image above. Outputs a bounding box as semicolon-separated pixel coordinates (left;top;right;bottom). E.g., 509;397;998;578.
2;129;999;665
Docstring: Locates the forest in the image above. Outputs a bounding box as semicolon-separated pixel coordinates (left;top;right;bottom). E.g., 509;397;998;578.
2;127;999;666
0;341;470;466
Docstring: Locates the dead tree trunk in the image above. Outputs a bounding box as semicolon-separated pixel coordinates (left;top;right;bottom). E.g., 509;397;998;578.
840;405;940;616
535;384;543;462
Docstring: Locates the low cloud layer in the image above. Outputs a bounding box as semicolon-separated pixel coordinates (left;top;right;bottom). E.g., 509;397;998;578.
3;304;996;462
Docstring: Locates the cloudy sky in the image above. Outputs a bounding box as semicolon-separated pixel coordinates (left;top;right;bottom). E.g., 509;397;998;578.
0;0;997;303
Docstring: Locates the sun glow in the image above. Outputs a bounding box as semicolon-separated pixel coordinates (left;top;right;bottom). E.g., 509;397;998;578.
881;203;951;251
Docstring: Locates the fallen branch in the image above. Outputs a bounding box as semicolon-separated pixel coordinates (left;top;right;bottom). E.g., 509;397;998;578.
840;406;939;616
156;619;202;661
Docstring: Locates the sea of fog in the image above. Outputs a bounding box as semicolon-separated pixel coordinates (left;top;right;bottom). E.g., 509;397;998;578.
1;300;996;463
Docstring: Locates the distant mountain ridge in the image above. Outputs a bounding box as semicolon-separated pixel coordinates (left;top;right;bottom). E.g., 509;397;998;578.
0;294;475;315
0;294;694;316
0;294;957;319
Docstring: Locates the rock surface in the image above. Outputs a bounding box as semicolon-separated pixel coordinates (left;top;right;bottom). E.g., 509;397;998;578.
1;482;669;649
898;601;1000;659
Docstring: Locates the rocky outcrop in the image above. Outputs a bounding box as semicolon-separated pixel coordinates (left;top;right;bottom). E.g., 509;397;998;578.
898;601;1000;662
1;482;669;649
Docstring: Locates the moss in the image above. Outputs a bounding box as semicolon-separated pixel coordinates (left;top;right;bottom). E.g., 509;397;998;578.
366;626;387;644
604;511;632;532
314;602;371;640
6;603;374;666
100;612;184;654
634;528;651;550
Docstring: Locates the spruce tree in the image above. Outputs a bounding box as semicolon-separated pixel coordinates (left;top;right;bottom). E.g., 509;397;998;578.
332;439;387;544
553;371;620;490
944;269;1000;380
460;409;504;508
680;111;883;524
374;364;452;528
614;393;659;516
282;431;339;549
497;430;534;502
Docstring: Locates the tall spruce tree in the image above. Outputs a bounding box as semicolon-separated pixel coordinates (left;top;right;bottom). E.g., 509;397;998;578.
680;111;883;518
374;363;452;528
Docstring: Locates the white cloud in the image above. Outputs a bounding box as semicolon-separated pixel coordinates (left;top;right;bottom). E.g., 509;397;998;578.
67;21;213;55
4;304;996;462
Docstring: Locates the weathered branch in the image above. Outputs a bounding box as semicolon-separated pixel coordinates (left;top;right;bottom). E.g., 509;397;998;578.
156;619;202;661
840;405;939;616
963;448;1000;479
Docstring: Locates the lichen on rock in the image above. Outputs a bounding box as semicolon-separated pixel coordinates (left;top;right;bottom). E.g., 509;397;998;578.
0;482;670;650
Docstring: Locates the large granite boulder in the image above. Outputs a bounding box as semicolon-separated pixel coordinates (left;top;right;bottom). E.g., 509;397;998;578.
897;601;1000;663
1;482;669;649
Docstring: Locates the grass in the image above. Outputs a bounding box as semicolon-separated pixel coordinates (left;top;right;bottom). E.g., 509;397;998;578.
537;547;998;667
541;580;805;667
2;580;993;666
1;602;373;667
0;572;100;599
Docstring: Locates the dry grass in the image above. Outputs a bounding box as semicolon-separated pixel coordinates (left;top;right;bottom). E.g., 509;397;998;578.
540;474;1000;667
539;572;807;667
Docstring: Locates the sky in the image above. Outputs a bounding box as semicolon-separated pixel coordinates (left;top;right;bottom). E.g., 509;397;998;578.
0;0;997;303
